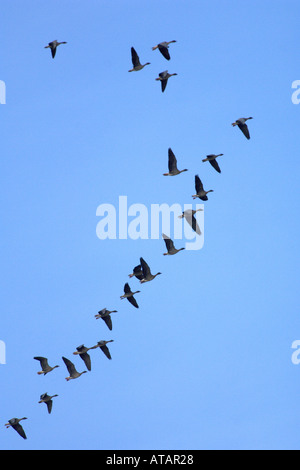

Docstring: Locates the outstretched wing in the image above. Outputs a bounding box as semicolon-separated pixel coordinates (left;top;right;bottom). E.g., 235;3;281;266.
158;44;171;60
62;357;76;375
131;47;140;67
163;233;175;252
238;122;250;140
34;356;48;370
124;283;131;294
140;257;151;277
209;159;221;173
13;423;27;440
102;314;112;331
100;344;112;360
80;352;91;371
195;175;204;193
127;295;139;309
168;148;178;172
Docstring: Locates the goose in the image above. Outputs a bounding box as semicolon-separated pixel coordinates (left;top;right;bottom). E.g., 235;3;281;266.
192;175;214;201
155;71;177;92
44;40;67;59
128;265;144;281
162;234;185;256
178;209;203;236
163;148;188;176
95;308;117;331
128;47;150;72
62;357;88;381
140;257;161;283
152;40;177;60
38;393;58;414
73;344;95;371
232;117;253;140
120;283;140;308
34;357;59;376
5;417;27;440
93;340;114;360
202;154;223;174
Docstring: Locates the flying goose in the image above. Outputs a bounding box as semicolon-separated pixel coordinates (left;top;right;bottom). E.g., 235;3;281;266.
34;357;59;376
44;40;67;59
192;175;214;201
140;257;162;283
155;70;177;92
5;418;27;440
95;308;117;331
120;283;140;308
232;117;253;140
38;393;58;414
178;209;203;236
152;40;177;60
62;357;88;381
162;234;185;256
128;265;144;281
128;47;150;72
73;344;96;371
163;148;188;176
202;154;223;174
93;340;114;360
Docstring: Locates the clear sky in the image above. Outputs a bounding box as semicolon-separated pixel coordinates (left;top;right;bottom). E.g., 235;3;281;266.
1;0;300;450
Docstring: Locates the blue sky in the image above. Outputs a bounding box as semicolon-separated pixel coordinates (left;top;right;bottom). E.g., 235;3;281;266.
1;0;300;450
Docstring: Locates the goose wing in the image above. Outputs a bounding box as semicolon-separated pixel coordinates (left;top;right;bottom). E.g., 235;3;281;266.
140;257;151;277
124;283;132;294
13;422;27;440
34;356;49;371
158;44;171;60
238;122;250;139
195;175;204;193
127;295;139;309
131;47;141;67
209;158;221;173
100;344;112;360
62;357;77;376
102;314;112;331
168;148;178;172
133;265;144;281
79;352;91;371
163;234;175;252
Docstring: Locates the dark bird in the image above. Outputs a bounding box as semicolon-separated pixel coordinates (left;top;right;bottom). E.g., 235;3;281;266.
120;283;140;308
44;40;67;58
162;234;185;256
155;70;177;92
192;175;214;201
128;265;144;281
128;47;150;72
73;345;96;371
34;357;59;376
95;308;117;331
163;148;188;176
232;117;253;140
202;154;223;173
93;340;114;360
62;357;88;381
38;393;58;414
178;209;203;236
152;40;177;60
140;257;162;283
5;418;27;440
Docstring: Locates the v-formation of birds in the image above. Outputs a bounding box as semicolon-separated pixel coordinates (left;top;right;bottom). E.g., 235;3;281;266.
5;38;254;441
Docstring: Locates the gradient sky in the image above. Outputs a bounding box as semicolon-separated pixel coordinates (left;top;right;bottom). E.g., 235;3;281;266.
1;0;300;450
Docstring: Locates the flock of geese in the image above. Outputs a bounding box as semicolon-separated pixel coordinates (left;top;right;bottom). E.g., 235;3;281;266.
5;38;253;442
